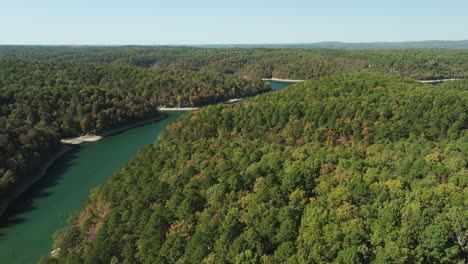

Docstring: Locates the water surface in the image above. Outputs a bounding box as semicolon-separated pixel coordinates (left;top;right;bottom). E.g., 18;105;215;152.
270;80;298;91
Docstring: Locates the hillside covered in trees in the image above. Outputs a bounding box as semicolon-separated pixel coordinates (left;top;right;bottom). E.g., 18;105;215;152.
0;57;269;212
0;46;467;80
43;73;467;263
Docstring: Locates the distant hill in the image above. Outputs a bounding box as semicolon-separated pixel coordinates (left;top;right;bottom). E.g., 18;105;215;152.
190;40;468;49
0;46;466;80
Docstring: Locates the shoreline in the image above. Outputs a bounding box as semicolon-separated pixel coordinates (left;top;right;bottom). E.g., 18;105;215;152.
158;98;244;111
61;114;168;144
0;87;290;217
262;78;304;83
264;77;464;84
158;106;199;111
0;114;170;217
227;98;242;103
0;145;73;217
417;78;462;83
0;95;252;216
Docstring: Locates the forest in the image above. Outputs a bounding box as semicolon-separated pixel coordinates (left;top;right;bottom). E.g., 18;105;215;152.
0;46;467;80
0;57;269;209
41;73;467;263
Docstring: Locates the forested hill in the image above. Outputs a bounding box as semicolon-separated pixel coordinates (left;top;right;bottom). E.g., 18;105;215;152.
0;46;467;80
45;73;467;264
0;57;269;212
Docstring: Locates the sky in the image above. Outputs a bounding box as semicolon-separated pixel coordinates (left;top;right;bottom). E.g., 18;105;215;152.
0;0;467;45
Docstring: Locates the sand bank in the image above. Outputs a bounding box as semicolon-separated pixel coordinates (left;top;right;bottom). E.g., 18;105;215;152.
159;106;199;111
60;115;167;145
262;78;304;83
418;78;461;83
60;135;102;144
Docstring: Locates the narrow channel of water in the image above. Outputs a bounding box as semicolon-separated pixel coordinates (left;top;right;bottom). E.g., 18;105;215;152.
0;111;185;264
270;80;296;91
0;81;294;264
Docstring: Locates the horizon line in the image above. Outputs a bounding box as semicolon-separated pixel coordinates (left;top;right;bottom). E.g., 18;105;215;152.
0;39;467;47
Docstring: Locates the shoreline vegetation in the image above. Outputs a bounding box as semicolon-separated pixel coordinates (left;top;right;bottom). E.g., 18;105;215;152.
0;57;272;215
0;93;252;217
0;75;268;219
1;77;462;218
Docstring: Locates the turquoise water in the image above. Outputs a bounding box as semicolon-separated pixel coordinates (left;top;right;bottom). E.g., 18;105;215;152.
0;111;184;264
270;80;298;91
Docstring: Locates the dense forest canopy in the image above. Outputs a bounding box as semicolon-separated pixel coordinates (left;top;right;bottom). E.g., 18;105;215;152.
0;46;467;80
43;73;467;264
0;57;269;208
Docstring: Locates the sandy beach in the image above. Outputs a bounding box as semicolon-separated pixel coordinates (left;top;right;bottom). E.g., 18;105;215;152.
417;78;461;83
159;106;200;111
262;78;304;83
60;135;102;144
159;98;244;111
60;115;168;145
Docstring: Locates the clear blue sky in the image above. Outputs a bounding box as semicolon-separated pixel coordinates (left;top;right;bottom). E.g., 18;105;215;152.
1;0;467;45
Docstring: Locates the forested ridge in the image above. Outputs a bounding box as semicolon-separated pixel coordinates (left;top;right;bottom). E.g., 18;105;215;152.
43;73;467;264
0;57;269;209
0;46;467;80
192;40;468;50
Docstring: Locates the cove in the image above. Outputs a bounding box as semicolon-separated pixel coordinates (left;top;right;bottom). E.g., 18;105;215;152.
0;81;293;264
270;80;299;91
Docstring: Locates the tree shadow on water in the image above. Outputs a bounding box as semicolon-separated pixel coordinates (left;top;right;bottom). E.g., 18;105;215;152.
0;146;81;237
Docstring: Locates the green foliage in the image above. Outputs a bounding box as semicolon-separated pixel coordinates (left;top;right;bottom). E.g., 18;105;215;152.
0;46;467;80
37;256;60;264
51;73;467;263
